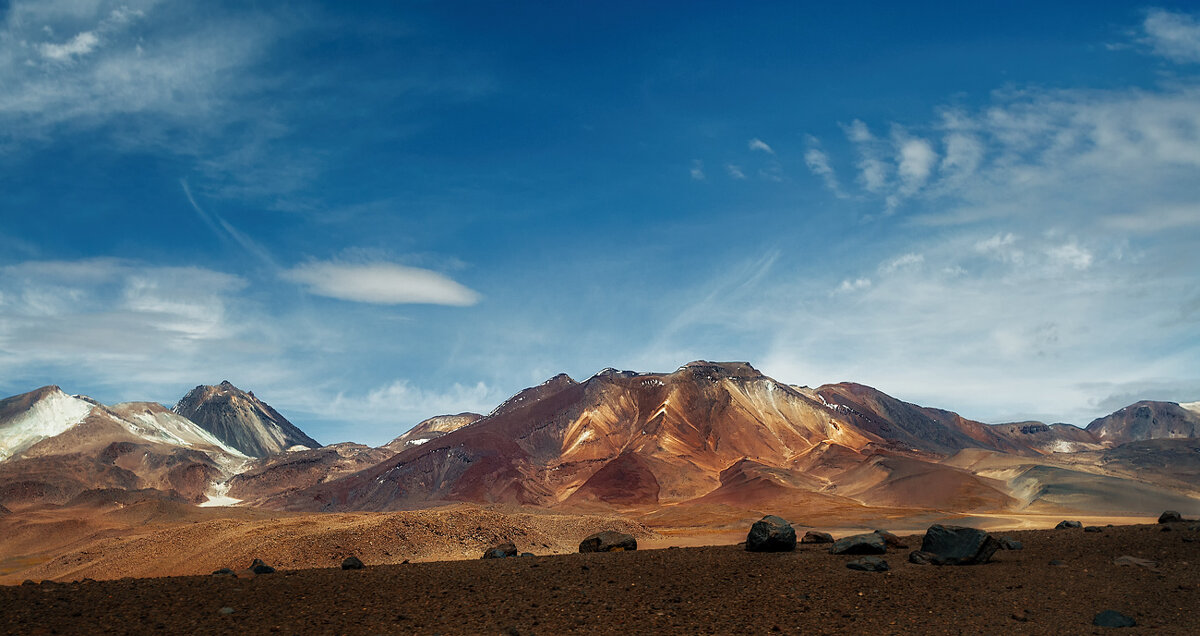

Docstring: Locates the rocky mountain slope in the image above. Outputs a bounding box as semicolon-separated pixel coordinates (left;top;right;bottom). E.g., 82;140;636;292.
260;361;1200;519
0;387;250;506
382;413;481;452
1085;401;1200;445
3;363;1197;522
173;381;320;458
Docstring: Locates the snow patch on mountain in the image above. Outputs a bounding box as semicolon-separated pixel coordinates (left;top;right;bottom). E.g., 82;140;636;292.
0;389;95;461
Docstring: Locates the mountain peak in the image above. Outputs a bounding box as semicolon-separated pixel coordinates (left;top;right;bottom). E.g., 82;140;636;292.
675;360;763;379
173;383;318;458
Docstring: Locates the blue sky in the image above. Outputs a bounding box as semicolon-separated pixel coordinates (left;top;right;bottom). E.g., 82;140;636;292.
1;1;1198;444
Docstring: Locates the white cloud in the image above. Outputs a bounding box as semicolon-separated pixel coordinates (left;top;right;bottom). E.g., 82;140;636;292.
879;253;924;274
845;119;874;143
39;30;100;61
1046;242;1093;270
803;136;841;194
896;135;937;193
690;159;705;180
748;137;775;154
0;1;272;136
836;277;872;293
0;259;270;392
1143;8;1200;63
726;163;746;179
283;262;481;306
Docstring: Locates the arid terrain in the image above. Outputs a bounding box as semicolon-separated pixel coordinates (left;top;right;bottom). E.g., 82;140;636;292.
2;520;1198;635
2;362;1199;633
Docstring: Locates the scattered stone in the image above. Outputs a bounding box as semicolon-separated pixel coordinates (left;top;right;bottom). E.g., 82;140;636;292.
1093;610;1136;628
908;550;936;565
998;537;1024;550
211;568;235;577
745;515;797;552
20;580;35;586
219;607;236;615
1113;555;1159;571
249;559;276;575
1011;610;1031;622
918;524;1000;565
1049;560;1068;567
846;556;889;572
1158;510;1183;524
1084;526;1103;533
341;556;364;570
579;530;637;553
1055;520;1082;529
873;529;908;549
520;552;535;557
481;543;518;559
800;530;834;544
829;533;887;555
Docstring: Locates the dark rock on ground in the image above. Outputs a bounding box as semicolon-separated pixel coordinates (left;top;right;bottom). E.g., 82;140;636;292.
1158;510;1183;524
873;529;907;549
1084;526;1103;533
342;556;365;570
578;531;637;553
211;568;235;576
908;550;935;565
998;537;1024;550
1049;560;1068;567
800;530;833;544
1055;520;1082;529
482;543;518;559
520;552;535;557
1093;609;1136;628
919;525;1000;565
829;533;886;555
249;559;276;575
846;556;889;572
745;515;797;553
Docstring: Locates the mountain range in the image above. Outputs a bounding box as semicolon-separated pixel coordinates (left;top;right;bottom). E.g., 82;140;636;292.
1;362;1198;524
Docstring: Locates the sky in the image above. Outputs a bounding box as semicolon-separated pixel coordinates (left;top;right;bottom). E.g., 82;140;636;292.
1;1;1198;445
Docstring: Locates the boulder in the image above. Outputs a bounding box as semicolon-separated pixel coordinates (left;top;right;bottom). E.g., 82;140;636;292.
211;568;236;577
918;524;1000;565
341;556;365;570
1158;510;1183;524
482;543;518;559
578;531;637;553
829;533;887;555
1084;526;1103;533
846;556;889;572
1055;520;1082;529
745;515;797;552
1093;610;1136;628
249;558;275;575
800;530;834;544
873;529;908;549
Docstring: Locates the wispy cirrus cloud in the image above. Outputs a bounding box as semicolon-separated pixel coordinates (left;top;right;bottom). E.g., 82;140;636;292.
282;261;481;306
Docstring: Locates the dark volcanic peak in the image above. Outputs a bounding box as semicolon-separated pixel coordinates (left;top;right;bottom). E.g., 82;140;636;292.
172;381;318;458
674;360;764;381
1085;401;1200;445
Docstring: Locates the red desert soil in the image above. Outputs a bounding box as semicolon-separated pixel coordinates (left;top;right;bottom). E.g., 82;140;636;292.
2;522;1199;635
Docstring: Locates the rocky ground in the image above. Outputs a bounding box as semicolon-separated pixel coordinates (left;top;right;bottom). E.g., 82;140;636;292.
2;521;1198;635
